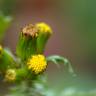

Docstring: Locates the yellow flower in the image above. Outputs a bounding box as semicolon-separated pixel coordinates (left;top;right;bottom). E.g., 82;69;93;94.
36;22;52;34
27;54;47;74
22;24;38;37
5;69;16;82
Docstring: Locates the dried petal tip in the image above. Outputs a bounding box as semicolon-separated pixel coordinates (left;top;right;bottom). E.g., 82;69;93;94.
27;54;47;74
5;69;16;82
22;24;38;37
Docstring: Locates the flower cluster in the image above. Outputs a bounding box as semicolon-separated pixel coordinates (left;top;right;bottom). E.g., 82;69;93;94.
0;22;74;85
0;22;53;82
0;15;75;96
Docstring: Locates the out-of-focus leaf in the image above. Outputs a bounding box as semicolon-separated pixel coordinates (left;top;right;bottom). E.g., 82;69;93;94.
7;81;47;96
1;0;16;15
0;14;12;41
0;48;16;72
47;55;76;77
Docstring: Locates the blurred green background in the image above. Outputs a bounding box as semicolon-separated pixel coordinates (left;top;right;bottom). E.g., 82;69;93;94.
0;0;96;96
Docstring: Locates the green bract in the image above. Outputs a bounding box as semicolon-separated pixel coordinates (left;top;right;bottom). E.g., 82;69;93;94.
16;32;37;61
36;23;52;53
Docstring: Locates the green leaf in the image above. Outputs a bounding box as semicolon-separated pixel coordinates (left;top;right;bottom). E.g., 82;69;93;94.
0;48;16;72
47;55;76;77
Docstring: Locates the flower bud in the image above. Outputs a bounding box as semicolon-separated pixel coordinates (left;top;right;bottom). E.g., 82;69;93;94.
4;68;29;83
5;69;16;82
16;24;39;61
36;22;52;53
16;23;53;60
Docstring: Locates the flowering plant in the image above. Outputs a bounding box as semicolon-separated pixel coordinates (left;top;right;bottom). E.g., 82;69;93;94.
0;21;75;96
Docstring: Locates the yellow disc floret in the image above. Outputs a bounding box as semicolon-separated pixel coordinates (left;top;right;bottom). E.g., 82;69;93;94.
36;22;52;34
5;69;16;82
27;54;47;74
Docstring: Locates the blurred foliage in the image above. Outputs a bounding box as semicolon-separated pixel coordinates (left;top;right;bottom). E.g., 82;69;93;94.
58;88;96;96
0;0;16;16
0;48;16;72
0;14;12;42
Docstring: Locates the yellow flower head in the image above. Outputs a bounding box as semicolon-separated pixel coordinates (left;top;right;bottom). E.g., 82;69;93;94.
22;24;38;37
27;54;47;74
36;22;52;34
5;69;16;82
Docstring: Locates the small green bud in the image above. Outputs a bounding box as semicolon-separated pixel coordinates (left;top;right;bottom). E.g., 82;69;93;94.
16;67;28;82
4;69;16;82
4;68;28;83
